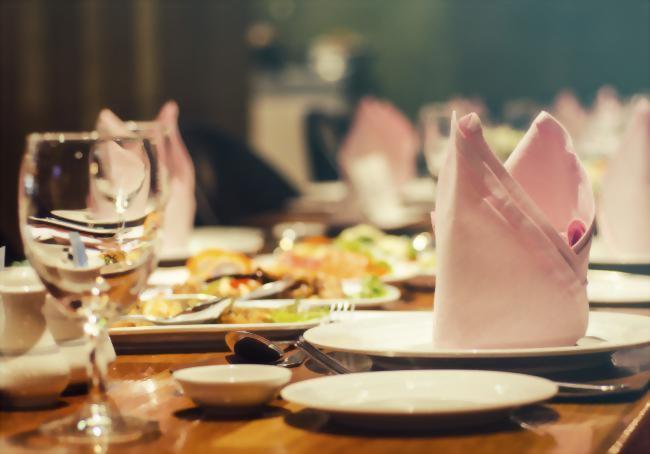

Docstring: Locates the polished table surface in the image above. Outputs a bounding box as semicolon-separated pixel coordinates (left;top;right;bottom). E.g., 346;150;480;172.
1;289;648;454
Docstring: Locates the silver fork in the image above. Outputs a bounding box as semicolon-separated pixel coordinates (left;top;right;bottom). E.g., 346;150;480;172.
329;300;355;322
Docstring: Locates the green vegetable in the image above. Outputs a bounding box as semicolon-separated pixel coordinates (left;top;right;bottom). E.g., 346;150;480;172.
351;276;388;299
269;301;329;323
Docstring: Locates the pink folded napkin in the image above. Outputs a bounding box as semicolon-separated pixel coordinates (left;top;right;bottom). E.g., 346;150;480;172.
432;111;595;349
90;111;149;220
597;97;650;259
156;101;196;255
552;90;588;141
339;97;419;187
93;103;196;254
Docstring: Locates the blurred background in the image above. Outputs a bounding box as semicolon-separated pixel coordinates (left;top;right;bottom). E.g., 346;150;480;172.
1;0;648;260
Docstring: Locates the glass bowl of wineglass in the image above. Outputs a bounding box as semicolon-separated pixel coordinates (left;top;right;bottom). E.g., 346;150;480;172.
18;131;163;444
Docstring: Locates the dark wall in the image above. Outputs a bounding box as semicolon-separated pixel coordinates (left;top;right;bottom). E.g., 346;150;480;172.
0;0;249;261
252;0;650;116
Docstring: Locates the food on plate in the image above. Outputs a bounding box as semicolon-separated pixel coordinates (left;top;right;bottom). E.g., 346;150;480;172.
336;224;416;262
114;298;328;327
264;225;435;280
186;249;253;281
272;241;389;279
219;303;329;324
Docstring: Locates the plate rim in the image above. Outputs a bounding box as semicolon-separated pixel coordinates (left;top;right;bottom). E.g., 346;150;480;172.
280;369;558;416
303;311;650;359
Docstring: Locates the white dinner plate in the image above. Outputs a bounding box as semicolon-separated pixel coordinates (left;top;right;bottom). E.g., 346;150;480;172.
281;370;557;430
159;226;265;262
147;267;189;286
146;267;401;308
304;311;650;361
589;236;650;266
587;270;650;305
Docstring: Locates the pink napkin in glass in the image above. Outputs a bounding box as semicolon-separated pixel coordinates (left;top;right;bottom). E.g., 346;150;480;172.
432;111;595;349
90;110;149;221
93;103;196;254
339;97;419;187
156;101;196;255
597;97;650;259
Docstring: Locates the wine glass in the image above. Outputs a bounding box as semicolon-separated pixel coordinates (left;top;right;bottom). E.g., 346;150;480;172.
419;105;451;184
18;132;163;443
125;121;171;210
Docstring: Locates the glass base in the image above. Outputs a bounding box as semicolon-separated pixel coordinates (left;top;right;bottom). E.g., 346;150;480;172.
40;401;154;445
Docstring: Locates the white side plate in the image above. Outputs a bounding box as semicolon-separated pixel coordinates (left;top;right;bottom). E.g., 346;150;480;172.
281;370;557;430
588;270;650;305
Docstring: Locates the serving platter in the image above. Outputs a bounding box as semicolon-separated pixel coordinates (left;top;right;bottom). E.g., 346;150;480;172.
108;310;390;353
253;253;434;287
146;267;402;308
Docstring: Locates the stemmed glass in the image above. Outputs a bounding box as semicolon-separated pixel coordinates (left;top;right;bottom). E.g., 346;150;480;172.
126;121;171;212
18;132;163;443
419;105;452;184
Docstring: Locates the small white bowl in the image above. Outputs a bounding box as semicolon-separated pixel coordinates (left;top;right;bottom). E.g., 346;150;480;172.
173;365;292;408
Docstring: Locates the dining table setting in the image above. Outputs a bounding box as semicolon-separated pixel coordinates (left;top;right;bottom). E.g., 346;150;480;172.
1;91;649;454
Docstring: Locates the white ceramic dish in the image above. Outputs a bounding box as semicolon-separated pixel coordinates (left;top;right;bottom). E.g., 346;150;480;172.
303;311;650;360
174;364;291;408
0;267;70;408
587;270;650;305
281;370;556;430
159;226;265;262
146;267;401;308
147;266;190;286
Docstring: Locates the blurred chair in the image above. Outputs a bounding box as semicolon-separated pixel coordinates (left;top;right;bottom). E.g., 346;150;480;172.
304;110;351;181
181;125;298;225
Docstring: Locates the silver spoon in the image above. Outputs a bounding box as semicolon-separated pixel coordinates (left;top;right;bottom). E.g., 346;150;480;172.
119;278;296;326
227;331;350;372
225;331;303;367
119;294;234;325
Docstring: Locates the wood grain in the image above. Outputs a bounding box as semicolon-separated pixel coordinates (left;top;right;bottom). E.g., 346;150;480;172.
1;290;648;453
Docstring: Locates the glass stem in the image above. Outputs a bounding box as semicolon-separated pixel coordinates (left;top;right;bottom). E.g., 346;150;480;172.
85;316;109;405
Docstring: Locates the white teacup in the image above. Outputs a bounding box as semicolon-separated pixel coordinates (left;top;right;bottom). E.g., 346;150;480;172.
0;267;70;408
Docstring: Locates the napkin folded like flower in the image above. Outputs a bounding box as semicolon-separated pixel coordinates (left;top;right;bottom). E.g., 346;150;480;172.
339;97;419;187
156;101;196;254
597;97;650;259
432;111;595;349
90;111;149;220
93;103;196;254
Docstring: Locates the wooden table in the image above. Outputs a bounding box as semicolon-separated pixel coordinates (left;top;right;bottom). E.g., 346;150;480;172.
1;289;648;453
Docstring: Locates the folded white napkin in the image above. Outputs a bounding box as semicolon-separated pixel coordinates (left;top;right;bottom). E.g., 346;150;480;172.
432;111;595;349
